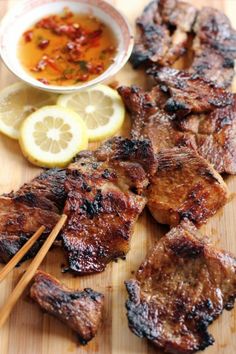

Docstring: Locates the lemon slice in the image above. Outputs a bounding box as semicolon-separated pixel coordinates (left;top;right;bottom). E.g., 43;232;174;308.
57;85;125;142
0;82;57;139
19;105;88;168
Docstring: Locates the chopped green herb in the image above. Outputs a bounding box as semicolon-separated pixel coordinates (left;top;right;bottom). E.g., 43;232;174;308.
77;60;88;72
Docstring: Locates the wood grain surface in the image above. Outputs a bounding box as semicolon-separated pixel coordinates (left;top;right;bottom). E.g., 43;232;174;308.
0;1;236;353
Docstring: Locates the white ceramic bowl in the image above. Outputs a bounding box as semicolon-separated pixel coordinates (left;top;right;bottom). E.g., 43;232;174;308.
0;0;134;93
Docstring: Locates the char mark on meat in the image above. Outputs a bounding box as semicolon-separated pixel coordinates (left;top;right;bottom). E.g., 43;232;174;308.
190;7;236;89
147;147;228;227
125;219;236;353
30;271;104;344
0;168;66;263
130;0;198;68
61;137;157;274
148;66;233;116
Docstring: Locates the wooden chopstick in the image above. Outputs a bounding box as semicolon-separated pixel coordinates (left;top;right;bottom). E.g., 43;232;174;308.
0;225;46;283
0;214;67;328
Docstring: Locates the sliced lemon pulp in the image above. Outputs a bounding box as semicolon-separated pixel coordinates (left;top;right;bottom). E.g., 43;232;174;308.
19;105;88;168
0;82;57;139
57;84;125;141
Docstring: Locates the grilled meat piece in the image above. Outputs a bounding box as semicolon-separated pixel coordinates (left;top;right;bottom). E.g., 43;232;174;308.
120;67;236;174
130;0;197;68
148;67;233;116
118;85;198;152
125;220;236;354
0;168;66;263
62;137;157;274
177;96;236;174
191;7;236;88
30;271;104;344
147;147;228;226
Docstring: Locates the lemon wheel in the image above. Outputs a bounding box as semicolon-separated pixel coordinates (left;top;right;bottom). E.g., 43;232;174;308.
0;82;57;139
57;85;125;142
19;105;88;168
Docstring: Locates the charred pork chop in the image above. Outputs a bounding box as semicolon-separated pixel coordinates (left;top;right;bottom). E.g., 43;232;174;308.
62;137;157;274
119;67;236;174
118;85;197;152
30;271;104;344
0;168;66;263
147;147;228;226
125;220;236;354
130;0;197;68
148;67;233;117
148;67;236;174
191;7;236;89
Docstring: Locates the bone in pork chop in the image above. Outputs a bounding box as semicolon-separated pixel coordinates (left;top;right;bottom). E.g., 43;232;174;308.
0;168;66;263
61;137;157;274
125;220;236;354
30;271;104;344
190;7;236;89
130;0;198;68
147;147;228;227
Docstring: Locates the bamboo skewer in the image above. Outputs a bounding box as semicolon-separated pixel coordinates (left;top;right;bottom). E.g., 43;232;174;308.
0;214;67;328
0;225;46;283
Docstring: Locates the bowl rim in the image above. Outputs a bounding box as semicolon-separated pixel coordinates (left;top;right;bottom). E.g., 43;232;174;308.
0;0;134;93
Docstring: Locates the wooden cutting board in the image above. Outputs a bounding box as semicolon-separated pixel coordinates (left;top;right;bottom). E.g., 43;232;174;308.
0;0;236;353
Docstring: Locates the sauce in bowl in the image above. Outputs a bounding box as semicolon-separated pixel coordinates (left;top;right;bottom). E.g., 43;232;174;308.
18;8;117;86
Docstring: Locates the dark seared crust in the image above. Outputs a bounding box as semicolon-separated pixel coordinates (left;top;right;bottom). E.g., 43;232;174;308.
130;0;198;68
125;220;236;354
62;138;156;274
30;271;104;344
0;169;66;263
146;147;228;226
118;85;197;153
191;7;236;88
148;67;233;116
119;79;236;174
178;96;236;174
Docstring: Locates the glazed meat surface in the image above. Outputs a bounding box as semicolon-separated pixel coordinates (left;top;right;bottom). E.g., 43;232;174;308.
118;85;196;153
130;0;197;68
0;168;66;263
191;7;236;88
30;271;104;344
119;68;236;174
147;147;228;226
125;220;236;354
148;67;233;116
62;137;157;274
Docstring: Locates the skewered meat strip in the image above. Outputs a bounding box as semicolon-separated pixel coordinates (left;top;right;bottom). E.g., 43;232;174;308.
61;137;157;274
147;147;228;227
130;0;197;68
30;271;104;344
191;7;236;89
125;220;236;354
0;168;66;263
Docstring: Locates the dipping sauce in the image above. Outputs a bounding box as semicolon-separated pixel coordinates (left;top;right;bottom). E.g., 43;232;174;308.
18;8;117;86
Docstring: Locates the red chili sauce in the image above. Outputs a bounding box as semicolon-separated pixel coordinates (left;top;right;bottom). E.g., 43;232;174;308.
18;8;117;86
